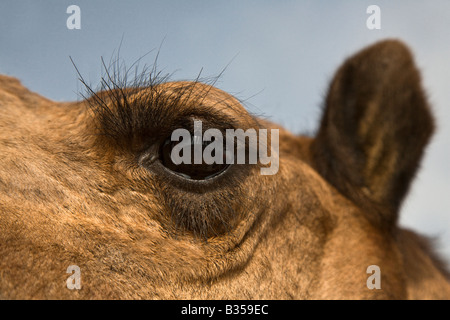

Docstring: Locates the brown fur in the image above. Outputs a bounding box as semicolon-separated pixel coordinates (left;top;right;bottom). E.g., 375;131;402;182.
0;40;449;299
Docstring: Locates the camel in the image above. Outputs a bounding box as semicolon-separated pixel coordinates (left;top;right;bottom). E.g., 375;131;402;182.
0;39;449;299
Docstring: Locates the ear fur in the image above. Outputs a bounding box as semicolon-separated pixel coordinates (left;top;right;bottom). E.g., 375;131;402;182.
311;40;434;227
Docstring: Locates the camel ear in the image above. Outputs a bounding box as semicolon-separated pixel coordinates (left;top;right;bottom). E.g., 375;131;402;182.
311;40;434;226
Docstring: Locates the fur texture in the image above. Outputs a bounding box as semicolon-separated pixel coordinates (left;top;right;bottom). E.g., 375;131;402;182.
0;40;449;299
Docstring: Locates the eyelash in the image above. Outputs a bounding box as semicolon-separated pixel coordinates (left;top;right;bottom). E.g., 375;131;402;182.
72;56;258;238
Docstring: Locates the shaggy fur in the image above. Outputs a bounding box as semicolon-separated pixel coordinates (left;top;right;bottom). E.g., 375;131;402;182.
0;40;449;299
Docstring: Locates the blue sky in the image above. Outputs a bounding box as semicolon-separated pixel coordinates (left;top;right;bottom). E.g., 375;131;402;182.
1;0;450;260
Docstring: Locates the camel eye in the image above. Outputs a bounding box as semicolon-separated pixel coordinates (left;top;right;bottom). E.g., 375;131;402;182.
160;137;230;180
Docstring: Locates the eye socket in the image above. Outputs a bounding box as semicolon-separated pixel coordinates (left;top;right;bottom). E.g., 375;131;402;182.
160;136;230;180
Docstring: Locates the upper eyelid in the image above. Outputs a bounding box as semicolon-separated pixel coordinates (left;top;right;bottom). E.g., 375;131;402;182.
88;85;250;147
